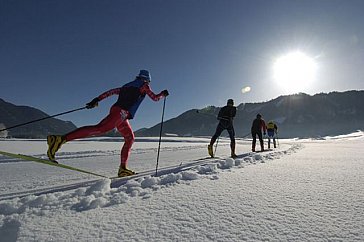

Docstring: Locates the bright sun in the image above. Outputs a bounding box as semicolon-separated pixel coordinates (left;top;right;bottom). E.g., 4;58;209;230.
273;51;317;93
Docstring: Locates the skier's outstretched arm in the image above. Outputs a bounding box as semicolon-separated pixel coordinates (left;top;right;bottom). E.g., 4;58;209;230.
141;84;169;101
86;88;121;109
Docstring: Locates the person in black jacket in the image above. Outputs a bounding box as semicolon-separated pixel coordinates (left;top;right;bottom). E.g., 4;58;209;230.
208;99;237;158
251;113;267;152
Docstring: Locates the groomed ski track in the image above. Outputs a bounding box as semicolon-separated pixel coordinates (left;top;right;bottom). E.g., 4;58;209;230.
0;142;300;201
0;156;223;200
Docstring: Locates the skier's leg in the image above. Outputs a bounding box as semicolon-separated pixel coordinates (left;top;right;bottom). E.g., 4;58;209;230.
210;124;224;146
65;106;120;141
258;132;264;151
209;123;224;157
227;127;237;158
47;106;120;161
252;131;256;152
117;119;135;171
267;130;273;149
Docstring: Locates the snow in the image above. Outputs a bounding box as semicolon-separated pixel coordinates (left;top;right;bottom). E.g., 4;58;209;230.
0;133;363;241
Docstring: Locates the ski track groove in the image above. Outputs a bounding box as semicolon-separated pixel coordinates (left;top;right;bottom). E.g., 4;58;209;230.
0;143;301;201
0;144;216;163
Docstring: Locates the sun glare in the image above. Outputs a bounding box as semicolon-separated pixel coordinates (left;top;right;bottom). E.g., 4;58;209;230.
241;86;251;94
273;51;317;93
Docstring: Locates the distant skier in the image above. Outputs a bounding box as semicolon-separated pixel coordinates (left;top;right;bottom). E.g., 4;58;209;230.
208;99;237;158
266;120;278;149
251;113;266;152
47;70;169;177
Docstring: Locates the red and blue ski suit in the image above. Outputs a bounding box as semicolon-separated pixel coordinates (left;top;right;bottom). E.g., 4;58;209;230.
65;78;165;168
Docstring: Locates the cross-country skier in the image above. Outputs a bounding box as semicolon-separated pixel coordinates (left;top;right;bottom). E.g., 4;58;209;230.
251;113;266;152
47;70;169;177
208;99;237;158
266;120;278;149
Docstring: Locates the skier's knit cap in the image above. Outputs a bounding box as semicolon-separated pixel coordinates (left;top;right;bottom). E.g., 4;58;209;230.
138;70;151;81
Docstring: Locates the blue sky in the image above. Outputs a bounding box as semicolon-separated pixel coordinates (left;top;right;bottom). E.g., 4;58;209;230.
1;0;364;130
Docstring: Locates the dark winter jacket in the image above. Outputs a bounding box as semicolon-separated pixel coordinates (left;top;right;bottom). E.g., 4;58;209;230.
216;105;236;129
251;118;267;133
217;105;236;122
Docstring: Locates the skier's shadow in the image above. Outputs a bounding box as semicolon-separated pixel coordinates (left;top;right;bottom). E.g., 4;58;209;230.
235;152;254;159
235;149;273;159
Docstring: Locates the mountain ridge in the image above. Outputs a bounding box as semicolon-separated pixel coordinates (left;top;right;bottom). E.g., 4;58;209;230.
1;90;363;138
0;98;77;138
135;90;364;138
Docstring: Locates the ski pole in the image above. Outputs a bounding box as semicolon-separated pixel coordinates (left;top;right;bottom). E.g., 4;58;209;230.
0;107;87;132
214;136;219;157
155;97;166;177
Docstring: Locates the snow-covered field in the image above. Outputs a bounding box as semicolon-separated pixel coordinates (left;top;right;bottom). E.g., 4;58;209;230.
0;132;363;241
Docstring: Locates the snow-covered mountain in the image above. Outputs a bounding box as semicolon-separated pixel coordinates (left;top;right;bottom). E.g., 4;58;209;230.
136;90;364;138
2;90;364;139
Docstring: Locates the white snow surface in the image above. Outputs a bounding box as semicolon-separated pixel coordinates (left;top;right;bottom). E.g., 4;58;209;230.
0;132;363;241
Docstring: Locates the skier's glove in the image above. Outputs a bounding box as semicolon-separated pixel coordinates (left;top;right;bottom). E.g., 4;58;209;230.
161;90;169;97
86;97;100;109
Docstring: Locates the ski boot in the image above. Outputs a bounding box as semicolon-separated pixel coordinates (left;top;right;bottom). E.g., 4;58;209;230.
47;135;66;162
118;166;136;177
207;145;214;157
260;142;264;152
